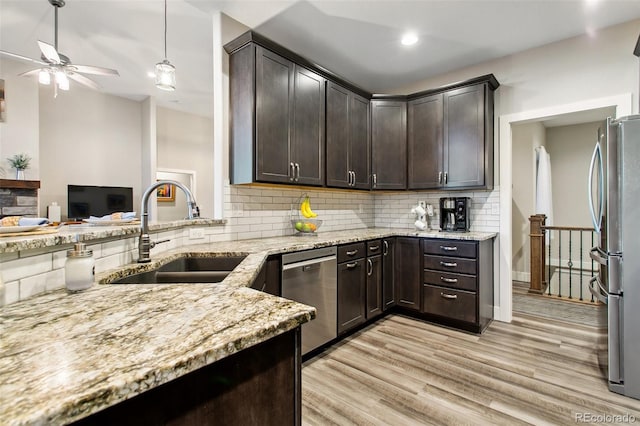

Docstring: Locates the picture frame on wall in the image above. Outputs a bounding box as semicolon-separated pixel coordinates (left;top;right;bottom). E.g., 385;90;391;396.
156;183;175;202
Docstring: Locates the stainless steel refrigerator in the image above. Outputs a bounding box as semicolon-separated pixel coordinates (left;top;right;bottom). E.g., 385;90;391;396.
589;114;640;399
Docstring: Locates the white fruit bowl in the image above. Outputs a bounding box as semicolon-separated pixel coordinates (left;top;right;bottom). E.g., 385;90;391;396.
291;219;323;235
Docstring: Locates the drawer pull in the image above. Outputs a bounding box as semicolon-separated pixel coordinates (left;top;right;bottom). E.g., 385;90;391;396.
346;262;358;269
383;240;389;256
440;246;458;251
440;292;458;300
440;261;458;268
367;259;373;276
440;276;458;283
346;250;358;256
369;245;380;251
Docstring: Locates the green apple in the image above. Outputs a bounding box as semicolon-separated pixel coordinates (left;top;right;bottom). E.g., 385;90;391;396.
302;223;312;232
295;221;304;231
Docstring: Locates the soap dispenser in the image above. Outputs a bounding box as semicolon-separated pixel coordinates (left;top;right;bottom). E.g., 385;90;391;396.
65;238;95;292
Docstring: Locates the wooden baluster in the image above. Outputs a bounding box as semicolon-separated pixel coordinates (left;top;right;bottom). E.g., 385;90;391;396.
529;214;547;294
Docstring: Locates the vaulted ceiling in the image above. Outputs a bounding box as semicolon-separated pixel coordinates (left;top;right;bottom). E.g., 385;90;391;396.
1;0;639;117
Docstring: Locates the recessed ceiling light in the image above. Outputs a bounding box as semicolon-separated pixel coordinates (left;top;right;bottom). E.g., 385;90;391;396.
401;32;418;46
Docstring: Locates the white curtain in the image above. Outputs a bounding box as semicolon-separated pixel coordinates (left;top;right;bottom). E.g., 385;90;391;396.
535;146;553;236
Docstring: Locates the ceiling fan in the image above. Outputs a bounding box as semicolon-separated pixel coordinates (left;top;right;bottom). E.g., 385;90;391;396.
0;0;119;96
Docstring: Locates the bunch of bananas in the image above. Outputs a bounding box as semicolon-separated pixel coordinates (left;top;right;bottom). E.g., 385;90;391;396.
300;196;318;218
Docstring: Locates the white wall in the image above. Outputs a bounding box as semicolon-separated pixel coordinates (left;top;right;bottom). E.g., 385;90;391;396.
156;106;214;218
511;122;545;281
394;19;640;118
0;58;40;179
38;84;142;218
546;121;605;227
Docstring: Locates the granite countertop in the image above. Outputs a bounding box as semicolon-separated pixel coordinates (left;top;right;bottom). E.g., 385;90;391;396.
0;227;496;425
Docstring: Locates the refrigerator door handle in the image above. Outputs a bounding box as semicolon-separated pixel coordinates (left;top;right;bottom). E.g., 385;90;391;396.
589;246;608;266
588;276;608;304
588;141;604;233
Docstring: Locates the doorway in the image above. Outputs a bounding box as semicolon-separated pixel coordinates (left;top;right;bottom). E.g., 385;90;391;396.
156;168;197;221
497;93;633;323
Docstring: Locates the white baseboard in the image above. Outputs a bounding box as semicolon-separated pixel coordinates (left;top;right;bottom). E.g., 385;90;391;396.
512;271;530;282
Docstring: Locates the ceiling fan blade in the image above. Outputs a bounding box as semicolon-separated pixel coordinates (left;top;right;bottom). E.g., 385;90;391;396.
71;64;120;76
18;68;44;77
0;50;47;66
37;40;61;64
67;72;101;90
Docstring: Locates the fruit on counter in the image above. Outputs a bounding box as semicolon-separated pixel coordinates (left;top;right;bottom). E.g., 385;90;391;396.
300;196;318;218
295;221;304;231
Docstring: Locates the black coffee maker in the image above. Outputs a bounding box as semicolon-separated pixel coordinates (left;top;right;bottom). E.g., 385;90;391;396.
439;197;470;232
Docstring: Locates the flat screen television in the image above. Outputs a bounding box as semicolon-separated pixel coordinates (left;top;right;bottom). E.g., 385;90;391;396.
67;185;133;220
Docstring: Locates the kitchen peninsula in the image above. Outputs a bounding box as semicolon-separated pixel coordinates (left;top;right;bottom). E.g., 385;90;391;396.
0;226;495;425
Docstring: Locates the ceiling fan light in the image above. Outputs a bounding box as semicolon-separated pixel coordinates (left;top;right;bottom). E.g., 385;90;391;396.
56;71;69;90
39;69;51;85
155;60;176;91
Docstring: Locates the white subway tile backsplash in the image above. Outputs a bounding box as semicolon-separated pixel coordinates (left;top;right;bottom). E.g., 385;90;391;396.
2;254;53;283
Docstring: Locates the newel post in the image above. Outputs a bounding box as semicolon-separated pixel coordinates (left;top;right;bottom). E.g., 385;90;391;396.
529;214;547;294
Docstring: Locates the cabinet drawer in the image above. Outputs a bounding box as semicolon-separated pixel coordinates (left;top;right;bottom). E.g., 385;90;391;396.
338;242;366;262
423;255;476;275
367;240;382;256
422;284;477;323
423;240;477;258
423;270;476;292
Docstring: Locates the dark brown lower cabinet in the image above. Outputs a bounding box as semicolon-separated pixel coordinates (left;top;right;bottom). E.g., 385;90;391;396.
337;258;366;335
382;238;395;310
366;254;382;319
74;329;301;426
251;256;281;296
421;238;494;333
394;237;421;311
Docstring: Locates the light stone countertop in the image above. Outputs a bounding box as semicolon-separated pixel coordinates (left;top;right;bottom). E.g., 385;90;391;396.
0;227;496;425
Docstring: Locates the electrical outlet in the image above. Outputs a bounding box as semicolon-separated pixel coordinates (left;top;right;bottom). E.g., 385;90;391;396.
358;203;364;213
425;203;434;217
189;228;205;240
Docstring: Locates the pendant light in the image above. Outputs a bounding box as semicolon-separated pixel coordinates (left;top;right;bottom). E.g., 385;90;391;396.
155;0;175;91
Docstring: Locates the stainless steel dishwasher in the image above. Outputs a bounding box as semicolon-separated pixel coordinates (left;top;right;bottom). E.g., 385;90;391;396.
282;246;337;355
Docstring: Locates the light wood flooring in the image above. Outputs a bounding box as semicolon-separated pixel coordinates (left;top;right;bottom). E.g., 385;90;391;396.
302;313;640;425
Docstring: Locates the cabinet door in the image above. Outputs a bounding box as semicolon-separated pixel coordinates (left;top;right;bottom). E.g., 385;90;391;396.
350;94;371;189
408;94;443;189
382;238;395;310
337;259;366;335
250;257;281;296
394;237;421;311
292;66;325;186
326;82;350;188
371;100;407;190
366;255;383;319
444;84;485;188
255;46;294;184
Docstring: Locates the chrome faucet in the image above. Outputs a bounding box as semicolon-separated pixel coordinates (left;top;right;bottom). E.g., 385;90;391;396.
138;180;200;263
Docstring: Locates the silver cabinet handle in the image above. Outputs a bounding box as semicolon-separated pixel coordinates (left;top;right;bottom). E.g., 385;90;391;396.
352;170;356;186
438;171;442;184
347;171;351;186
440;261;458;268
346;249;358;256
346;262;358;269
289;162;295;181
369;245;380;252
440;276;458;283
372;173;377;188
294;163;300;181
440;246;458;251
383;240;389;256
444;172;448;184
367;258;373;276
440;292;458;300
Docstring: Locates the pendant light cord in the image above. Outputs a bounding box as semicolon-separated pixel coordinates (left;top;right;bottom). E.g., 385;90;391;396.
163;0;168;60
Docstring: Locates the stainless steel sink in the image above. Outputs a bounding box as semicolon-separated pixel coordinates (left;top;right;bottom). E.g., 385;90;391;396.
111;256;246;284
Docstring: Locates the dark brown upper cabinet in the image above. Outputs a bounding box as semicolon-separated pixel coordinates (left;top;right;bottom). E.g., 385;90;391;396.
228;42;325;186
371;100;407;190
326;82;370;189
408;77;497;190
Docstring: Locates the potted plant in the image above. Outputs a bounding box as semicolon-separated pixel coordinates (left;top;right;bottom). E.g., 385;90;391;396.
7;153;31;180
